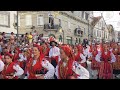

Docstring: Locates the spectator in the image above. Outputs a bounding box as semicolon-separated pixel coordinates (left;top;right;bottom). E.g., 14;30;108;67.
27;32;33;44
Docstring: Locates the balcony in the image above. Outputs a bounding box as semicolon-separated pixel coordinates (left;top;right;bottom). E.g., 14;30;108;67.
74;28;83;37
44;24;60;32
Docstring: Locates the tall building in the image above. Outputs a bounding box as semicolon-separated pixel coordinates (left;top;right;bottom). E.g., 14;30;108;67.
90;15;109;43
107;24;115;42
113;31;119;42
0;11;17;34
18;11;93;45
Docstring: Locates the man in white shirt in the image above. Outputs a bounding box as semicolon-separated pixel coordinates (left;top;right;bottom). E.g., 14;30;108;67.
49;41;60;68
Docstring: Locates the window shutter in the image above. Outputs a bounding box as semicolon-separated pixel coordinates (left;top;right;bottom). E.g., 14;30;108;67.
37;15;44;26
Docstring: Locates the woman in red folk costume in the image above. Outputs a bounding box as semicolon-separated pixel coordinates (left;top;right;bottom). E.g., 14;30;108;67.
18;49;27;70
26;44;55;79
41;41;50;57
1;52;24;79
13;47;21;63
41;42;50;63
55;45;89;79
73;45;86;68
91;45;100;70
89;44;101;79
24;48;32;76
98;44;116;79
112;43;120;77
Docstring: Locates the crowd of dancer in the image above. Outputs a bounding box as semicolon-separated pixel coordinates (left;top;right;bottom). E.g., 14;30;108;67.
0;30;120;79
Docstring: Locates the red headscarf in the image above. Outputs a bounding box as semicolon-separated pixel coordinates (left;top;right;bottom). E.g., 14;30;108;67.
33;44;43;55
5;52;13;59
60;45;74;60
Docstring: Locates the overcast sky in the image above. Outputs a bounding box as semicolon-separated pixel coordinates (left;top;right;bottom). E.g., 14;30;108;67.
93;11;120;31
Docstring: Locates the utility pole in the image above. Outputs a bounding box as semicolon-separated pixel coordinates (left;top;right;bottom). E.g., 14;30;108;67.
17;11;19;43
88;16;89;43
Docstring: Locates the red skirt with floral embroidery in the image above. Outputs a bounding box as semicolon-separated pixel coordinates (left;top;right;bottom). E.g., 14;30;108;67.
99;62;113;79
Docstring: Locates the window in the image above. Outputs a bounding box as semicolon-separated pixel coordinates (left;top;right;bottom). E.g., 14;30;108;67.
48;14;54;28
85;12;89;20
81;31;83;37
97;30;99;37
37;15;44;26
66;36;72;45
100;31;101;37
0;12;10;27
104;32;106;38
76;38;78;43
94;31;96;37
81;11;84;18
79;38;81;44
99;31;101;37
25;15;32;26
96;30;98;37
78;29;81;34
99;22;101;28
84;28;86;35
101;21;103;27
68;21;71;30
59;35;62;42
106;33;108;39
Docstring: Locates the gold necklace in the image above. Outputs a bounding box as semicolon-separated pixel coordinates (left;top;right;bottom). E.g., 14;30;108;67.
60;58;69;79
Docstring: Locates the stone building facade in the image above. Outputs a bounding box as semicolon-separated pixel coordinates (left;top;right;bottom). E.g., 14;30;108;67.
0;11;17;34
18;11;93;45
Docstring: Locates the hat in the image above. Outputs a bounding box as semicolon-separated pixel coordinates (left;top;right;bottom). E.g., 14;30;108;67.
50;41;57;46
49;36;57;46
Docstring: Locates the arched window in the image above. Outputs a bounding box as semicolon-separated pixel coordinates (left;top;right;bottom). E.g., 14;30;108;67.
79;38;81;44
76;38;78;43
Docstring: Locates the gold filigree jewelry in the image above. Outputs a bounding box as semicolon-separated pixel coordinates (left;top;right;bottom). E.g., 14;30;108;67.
59;61;68;79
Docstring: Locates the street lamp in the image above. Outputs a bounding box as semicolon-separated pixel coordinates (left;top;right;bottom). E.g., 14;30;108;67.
59;26;64;44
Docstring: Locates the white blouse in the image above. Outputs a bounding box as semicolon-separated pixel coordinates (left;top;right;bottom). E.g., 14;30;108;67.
27;59;55;79
0;60;4;72
95;51;116;63
55;61;89;79
79;53;86;63
13;64;24;77
49;46;60;57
